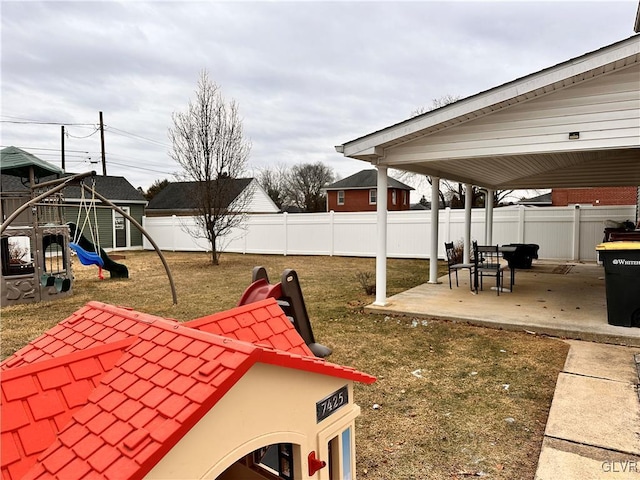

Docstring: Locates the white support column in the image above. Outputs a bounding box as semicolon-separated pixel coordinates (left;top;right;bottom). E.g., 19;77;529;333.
485;189;494;245
464;183;472;264
428;177;440;284
374;165;388;306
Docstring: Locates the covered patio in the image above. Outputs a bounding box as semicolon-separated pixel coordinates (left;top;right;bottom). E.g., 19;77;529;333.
366;260;640;347
336;34;640;342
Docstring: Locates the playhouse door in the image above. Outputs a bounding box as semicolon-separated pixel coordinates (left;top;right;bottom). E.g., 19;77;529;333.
113;209;129;248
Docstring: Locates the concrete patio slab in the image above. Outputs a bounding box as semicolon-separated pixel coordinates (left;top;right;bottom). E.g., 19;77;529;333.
365;262;640;346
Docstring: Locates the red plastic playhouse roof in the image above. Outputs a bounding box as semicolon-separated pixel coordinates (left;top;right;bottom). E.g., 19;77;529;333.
1;298;375;480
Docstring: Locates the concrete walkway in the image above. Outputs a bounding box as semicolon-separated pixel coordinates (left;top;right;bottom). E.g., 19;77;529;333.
535;340;640;479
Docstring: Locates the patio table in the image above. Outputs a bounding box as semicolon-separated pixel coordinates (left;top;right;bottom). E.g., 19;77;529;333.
500;245;517;287
473;245;516;293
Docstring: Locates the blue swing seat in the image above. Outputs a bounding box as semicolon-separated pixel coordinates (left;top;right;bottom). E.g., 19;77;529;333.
69;242;105;268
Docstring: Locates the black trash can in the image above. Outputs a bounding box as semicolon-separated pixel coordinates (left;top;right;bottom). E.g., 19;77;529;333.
596;242;640;327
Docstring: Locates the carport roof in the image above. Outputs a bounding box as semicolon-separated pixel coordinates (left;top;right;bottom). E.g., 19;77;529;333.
336;35;640;190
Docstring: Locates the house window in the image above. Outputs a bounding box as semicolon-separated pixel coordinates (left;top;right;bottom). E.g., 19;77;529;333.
369;189;377;205
391;190;397;205
337;191;345;205
252;443;293;480
403;190;408;205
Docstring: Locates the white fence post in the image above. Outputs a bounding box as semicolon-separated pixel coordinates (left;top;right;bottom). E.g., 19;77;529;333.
572;205;581;261
283;212;288;256
329;210;335;257
518;205;525;243
172;215;177;252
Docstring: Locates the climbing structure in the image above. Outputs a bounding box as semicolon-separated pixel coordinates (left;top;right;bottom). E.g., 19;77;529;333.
0;148;75;306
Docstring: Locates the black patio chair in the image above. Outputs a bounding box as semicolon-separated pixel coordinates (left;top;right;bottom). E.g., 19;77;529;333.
444;241;474;290
473;244;510;295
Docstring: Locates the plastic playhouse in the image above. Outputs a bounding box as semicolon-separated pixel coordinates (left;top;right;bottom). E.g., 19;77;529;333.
0;268;375;479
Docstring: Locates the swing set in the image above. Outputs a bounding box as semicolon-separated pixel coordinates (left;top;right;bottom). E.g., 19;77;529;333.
69;179;106;280
1;170;178;306
40;233;72;292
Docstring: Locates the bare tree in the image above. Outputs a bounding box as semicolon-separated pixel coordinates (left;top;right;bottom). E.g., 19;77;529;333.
144;178;170;201
283;162;334;212
411;94;461;118
256;164;288;209
169;70;252;265
406;95;513;207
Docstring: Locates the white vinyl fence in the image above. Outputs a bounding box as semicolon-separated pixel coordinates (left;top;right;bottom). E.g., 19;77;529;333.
142;205;636;262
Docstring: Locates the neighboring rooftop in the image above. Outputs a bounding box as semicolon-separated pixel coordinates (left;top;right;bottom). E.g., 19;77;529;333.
324;169;414;191
518;192;552;206
146;179;253;211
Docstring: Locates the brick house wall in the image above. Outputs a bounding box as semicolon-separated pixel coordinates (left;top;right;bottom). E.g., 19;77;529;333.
327;188;410;212
552;186;638;206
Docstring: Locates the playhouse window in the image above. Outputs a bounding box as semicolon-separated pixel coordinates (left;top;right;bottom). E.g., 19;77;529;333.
391;190;397;205
1;236;35;276
328;427;353;480
337;190;345;205
43;235;66;274
369;189;377;205
253;443;293;480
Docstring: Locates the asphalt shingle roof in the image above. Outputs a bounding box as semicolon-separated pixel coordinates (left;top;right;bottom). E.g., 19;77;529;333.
325;169;414;191
1;173;145;204
146;179;253;211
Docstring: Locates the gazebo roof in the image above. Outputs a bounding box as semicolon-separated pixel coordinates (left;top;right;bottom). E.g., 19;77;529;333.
0;146;64;179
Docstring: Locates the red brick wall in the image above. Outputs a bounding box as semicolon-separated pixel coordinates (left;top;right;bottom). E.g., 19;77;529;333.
552;187;637;206
327;189;410;212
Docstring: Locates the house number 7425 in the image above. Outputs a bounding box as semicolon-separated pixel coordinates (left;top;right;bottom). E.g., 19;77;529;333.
316;385;348;423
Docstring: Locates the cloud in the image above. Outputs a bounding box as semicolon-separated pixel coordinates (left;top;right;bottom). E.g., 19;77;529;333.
1;0;636;193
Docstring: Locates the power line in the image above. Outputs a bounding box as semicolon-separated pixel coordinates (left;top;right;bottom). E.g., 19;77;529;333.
0;145;91;154
65;127;100;139
104;126;171;148
1;113;96;125
106;159;175;175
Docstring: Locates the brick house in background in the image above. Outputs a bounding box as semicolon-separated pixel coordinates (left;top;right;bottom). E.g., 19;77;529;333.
324;169;414;212
551;186;639;206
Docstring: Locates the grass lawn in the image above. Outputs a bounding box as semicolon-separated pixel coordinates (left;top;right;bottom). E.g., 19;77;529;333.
1;251;569;479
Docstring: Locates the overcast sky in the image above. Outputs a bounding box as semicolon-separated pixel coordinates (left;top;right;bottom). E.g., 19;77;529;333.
1;0;637;199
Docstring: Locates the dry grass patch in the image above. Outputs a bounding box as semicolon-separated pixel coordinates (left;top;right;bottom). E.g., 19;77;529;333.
0;251;568;479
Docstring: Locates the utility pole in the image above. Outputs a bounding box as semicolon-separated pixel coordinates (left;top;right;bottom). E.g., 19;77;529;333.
99;111;107;176
61;126;65;171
